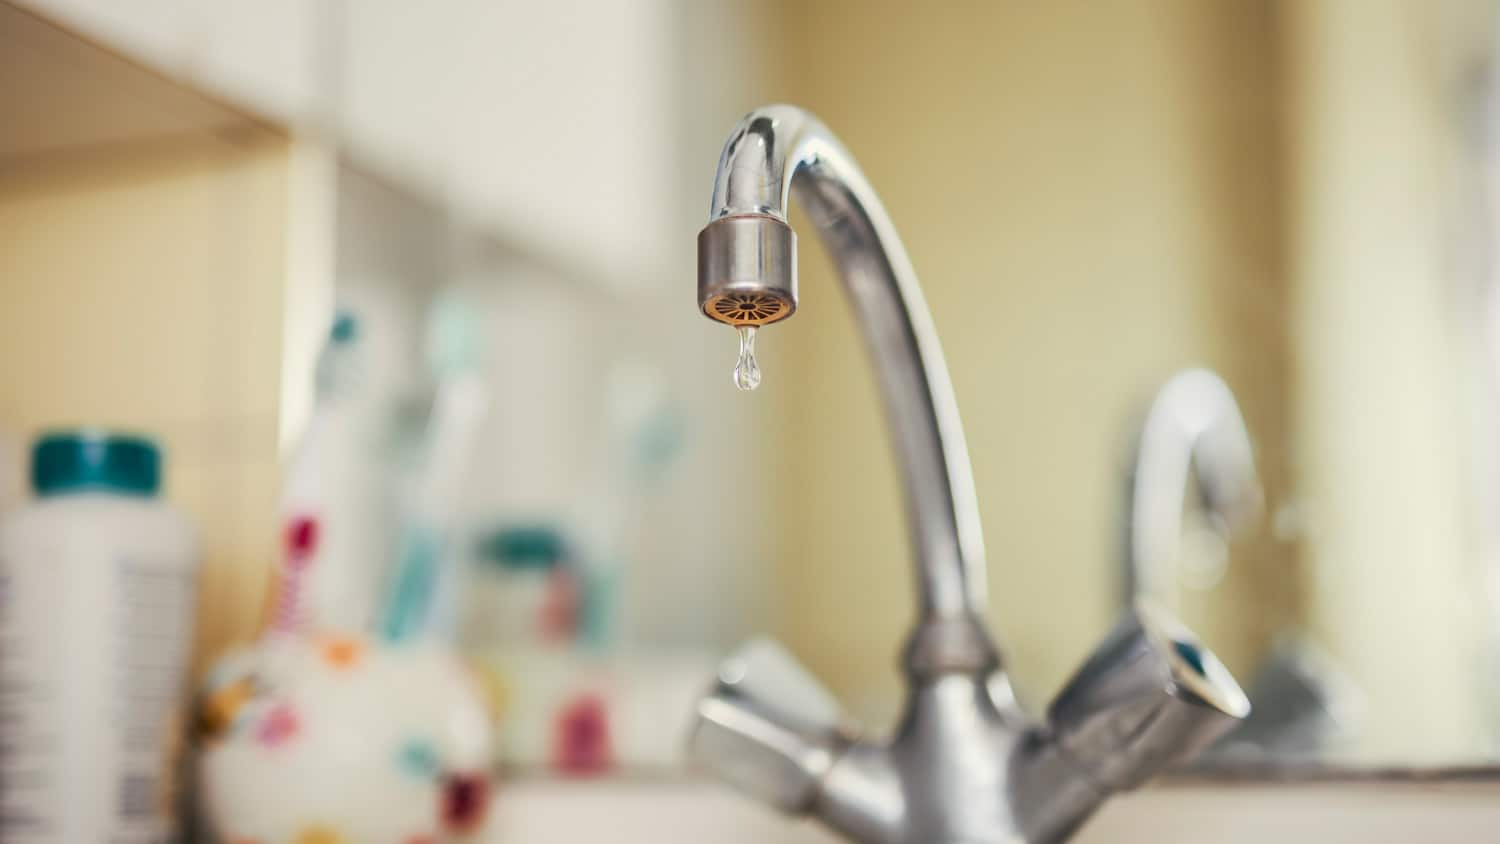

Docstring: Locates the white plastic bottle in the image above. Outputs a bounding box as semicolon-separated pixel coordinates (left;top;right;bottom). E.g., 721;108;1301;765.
0;431;198;844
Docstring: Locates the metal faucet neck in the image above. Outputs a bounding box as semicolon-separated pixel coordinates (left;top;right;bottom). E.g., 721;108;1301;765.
704;105;989;660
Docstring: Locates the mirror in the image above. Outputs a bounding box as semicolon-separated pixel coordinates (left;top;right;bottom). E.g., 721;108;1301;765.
412;0;1500;777
7;0;1500;784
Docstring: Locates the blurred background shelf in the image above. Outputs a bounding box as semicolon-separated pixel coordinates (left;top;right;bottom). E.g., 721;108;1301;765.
0;0;778;678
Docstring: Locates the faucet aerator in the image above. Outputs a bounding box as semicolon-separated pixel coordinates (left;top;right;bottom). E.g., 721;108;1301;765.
698;215;798;328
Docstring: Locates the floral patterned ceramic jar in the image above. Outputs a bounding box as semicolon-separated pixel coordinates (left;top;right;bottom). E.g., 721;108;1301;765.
197;635;495;844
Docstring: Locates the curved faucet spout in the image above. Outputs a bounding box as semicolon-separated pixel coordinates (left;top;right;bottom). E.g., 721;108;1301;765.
697;105;987;647
1124;369;1262;611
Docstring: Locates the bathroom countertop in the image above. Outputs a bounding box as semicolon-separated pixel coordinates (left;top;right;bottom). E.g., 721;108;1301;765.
1176;758;1500;784
484;776;1500;844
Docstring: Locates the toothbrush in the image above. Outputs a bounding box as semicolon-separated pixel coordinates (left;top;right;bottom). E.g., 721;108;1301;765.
263;312;360;637
571;363;685;650
377;293;488;643
540;365;683;776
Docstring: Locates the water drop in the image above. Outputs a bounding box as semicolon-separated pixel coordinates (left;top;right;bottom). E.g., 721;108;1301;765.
732;325;762;391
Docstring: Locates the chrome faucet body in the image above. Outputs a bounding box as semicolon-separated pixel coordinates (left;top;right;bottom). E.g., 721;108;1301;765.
690;105;1250;844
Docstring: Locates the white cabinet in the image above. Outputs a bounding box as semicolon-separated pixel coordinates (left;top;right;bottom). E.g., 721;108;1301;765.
14;0;758;286
338;0;682;285
15;0;321;123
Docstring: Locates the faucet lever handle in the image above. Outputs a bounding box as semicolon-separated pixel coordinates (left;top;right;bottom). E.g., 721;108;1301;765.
688;638;847;813
718;637;843;730
1046;600;1250;791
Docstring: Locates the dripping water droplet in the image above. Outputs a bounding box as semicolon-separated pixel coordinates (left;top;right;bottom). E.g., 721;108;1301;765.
733;324;762;391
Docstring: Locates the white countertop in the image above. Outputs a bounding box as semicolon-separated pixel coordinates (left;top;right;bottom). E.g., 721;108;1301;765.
485;778;1500;844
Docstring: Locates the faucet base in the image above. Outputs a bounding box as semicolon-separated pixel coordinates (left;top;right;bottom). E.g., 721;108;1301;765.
691;605;1250;844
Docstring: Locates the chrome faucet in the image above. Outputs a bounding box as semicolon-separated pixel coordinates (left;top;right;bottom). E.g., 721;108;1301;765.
688;105;1250;844
1117;370;1361;762
1122;369;1263;613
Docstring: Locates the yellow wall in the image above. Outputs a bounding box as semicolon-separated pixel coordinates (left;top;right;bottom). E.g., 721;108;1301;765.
758;1;1290;719
0;133;291;671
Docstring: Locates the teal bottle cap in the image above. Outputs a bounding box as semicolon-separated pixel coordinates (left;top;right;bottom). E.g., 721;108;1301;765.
476;525;565;571
31;430;161;497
